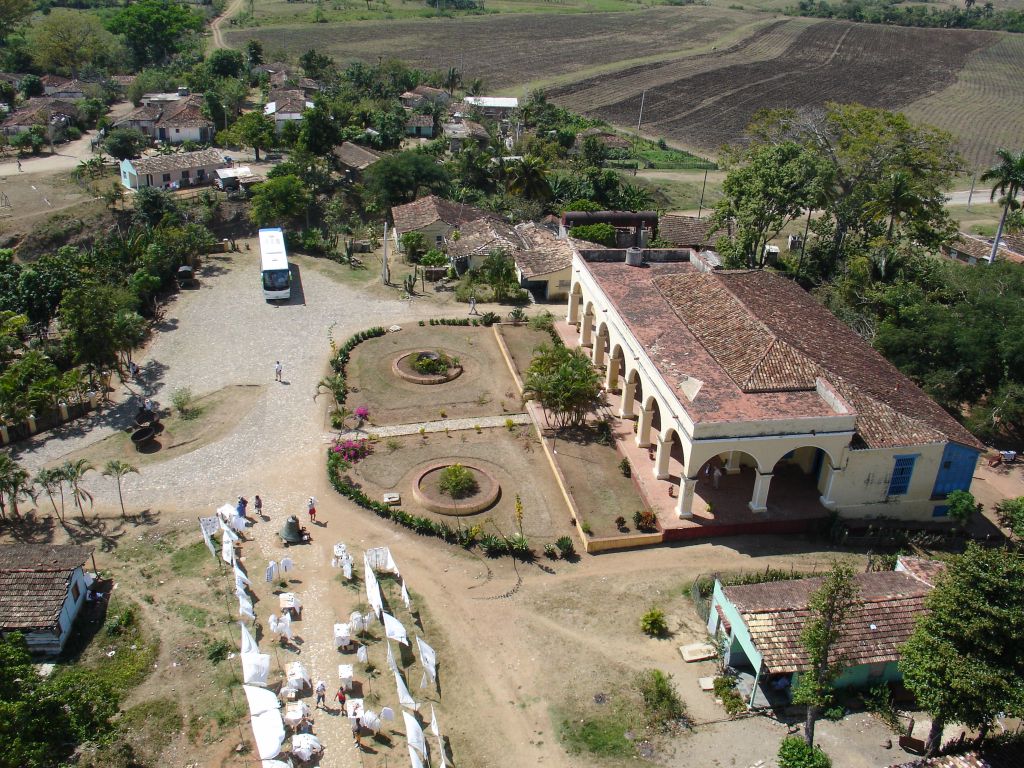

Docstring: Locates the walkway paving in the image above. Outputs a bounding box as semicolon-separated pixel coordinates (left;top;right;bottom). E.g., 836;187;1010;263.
332;412;531;440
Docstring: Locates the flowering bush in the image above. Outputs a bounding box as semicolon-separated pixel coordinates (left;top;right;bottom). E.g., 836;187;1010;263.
331;438;373;463
354;406;369;420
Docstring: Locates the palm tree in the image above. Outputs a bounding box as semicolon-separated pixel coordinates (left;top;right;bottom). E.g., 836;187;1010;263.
0;453;34;520
506;155;551;201
864;171;926;243
102;460;138;519
442;67;462;97
34;467;66;521
980;148;1024;263
466;78;485;97
62;459;94;520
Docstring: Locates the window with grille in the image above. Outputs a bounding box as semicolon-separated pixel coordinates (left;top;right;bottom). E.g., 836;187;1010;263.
888;455;917;496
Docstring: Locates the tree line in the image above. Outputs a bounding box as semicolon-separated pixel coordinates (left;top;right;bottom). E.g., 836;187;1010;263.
790;0;1024;33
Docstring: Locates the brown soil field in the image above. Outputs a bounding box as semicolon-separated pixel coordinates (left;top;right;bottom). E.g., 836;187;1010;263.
225;6;763;90
549;20;999;154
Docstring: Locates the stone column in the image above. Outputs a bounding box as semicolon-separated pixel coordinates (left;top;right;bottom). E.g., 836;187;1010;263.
618;377;636;418
605;357;620;392
653;434;671;479
592;335;606;367
567;291;581;324
580;311;593;348
748;471;773;513
676;476;697;518
635;404;653;448
725;450;741;474
819;464;841;511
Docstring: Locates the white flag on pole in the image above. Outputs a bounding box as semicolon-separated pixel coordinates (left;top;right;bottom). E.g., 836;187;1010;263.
403;710;428;760
416;636;437;688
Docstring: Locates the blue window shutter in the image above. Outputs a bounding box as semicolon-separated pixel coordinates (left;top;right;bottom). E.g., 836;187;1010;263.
932;443;980;498
888;455;917;496
932;506;949;518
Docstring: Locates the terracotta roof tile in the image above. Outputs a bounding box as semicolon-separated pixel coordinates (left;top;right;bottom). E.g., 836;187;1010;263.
406;113;434;129
129;148;224;175
157;95;213;129
946;232;1024;265
897;556;948;588
447;217;522;259
514;223;576;278
391;195;493;234
723;571;931;674
889;753;991;768
0;544;91;631
333;141;381;170
658;214;722;249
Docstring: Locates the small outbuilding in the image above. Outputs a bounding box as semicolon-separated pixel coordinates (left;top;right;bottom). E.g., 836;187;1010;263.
405;113;434;138
0;543;95;656
707;563;938;707
121;147;225;190
390;194;493;251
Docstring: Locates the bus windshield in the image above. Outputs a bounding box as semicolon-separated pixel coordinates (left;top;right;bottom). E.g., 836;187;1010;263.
263;269;290;291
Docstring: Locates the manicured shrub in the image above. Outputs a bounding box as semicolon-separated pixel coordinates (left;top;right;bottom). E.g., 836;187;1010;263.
555;535;575;558
778;736;832;768
438;463;478;498
640;607;669;637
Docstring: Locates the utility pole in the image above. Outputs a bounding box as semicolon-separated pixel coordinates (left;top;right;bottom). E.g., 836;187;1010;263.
636;89;646;134
697;167;708;219
966;171;977;211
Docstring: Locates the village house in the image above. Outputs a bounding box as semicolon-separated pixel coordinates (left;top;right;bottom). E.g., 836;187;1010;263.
707;556;940;706
39;74;90;101
269;69;320;96
446;217;523;272
400;84;449;109
120;147;225;190
0;98;78;137
567;248;983;526
941;232;1024;266
405;112;435;138
462;95;518;120
117;93;215;144
0;543;95;656
332;141;382;182
390;195;493;251
441;118;489;152
264;89;313;133
112;103;163;138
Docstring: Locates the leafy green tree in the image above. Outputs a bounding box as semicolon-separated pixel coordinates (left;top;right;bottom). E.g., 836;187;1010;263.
900;544;1024;754
132;186;180;229
945;489;979;526
245;39;264;67
106;0;203;68
249;175;311;227
481;248;518;301
207;48;245;79
568;222;616;247
523;343;602;430
102;460;138;519
792;562;860;746
364;152;450;209
996;496;1024;539
980;148;1024;263
299;48;335;81
30;9;117;78
297;103;342;156
0;0;33;42
442;66;461;96
18;73;42;99
223;110;276;161
103;128;148;161
398;231;426;262
58;284;138;370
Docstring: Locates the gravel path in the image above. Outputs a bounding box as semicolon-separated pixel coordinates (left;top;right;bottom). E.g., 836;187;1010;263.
334;412;531;439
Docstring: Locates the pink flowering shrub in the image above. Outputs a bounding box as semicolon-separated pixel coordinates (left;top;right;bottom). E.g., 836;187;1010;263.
354;406;370;420
331;438;373;462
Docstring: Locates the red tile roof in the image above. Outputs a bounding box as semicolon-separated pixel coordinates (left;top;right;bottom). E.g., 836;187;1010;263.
658;214;723;249
897;555;948;588
333;141;381;171
406;113;434;129
391;195;493;234
158;95;213;129
723;571;932;674
889;753;991;768
945;233;1024;265
0;544;92;631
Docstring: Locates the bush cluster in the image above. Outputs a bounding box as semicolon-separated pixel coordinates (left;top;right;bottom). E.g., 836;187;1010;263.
323;326;388;405
428;317;476;326
640;607;669;637
778;736;832;768
437;463;478;498
330;438;373;463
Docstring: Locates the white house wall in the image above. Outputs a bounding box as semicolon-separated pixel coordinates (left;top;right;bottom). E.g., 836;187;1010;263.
829;442;949;521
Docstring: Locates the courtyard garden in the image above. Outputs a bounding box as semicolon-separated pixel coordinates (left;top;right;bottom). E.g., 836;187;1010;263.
341;324;521;425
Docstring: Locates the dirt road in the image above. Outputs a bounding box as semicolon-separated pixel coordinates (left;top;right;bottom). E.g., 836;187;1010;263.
210;0;247;51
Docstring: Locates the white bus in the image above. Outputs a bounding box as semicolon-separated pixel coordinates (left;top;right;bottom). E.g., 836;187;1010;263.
259;227;291;301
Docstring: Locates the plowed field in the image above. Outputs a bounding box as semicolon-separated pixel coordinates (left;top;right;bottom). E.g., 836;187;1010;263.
548;20;998;154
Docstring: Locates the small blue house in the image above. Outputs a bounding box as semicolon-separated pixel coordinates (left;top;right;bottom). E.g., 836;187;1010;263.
707;562;938;707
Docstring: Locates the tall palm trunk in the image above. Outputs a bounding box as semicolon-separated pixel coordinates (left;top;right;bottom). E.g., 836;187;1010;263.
989;203;1009;263
116;480;126;518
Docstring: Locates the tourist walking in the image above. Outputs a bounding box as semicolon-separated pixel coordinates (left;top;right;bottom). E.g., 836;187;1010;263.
335;686;347;708
468;294;477;315
237;496;248;518
16;158;22;172
275;361;283;382
315;680;327;709
307;497;317;523
254;495;263;518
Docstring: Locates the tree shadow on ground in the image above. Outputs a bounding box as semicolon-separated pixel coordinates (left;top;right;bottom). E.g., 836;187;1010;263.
0;510;56;543
60;514;128;552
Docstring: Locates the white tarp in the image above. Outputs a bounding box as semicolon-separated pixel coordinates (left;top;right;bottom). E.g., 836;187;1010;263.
217;503;236;524
242;651;270;686
408;745;425;768
395;670;417;711
430;704;448;767
291;733;322;761
401;582;412;610
357;644;368;663
238;594;254;620
383;613;408;646
241;622;259;654
361;709;382;733
416;636;437;688
222;535;235;565
403;710;428;760
234;564;251;585
365;546;400;575
363;555;383;618
244;685;284;759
